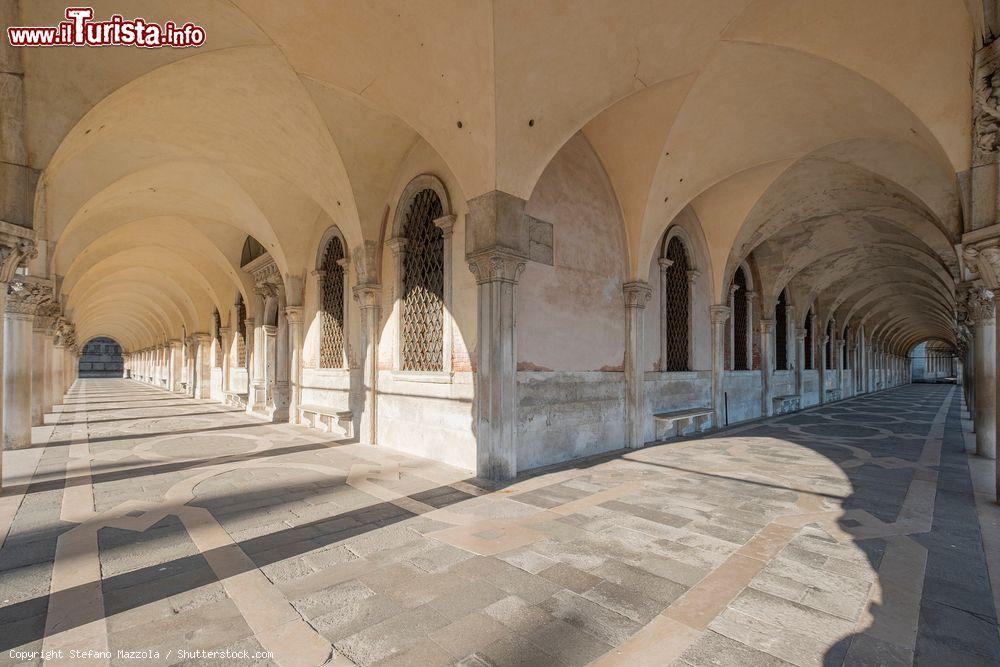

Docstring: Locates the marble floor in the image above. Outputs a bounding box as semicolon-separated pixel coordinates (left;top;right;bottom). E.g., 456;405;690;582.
1;380;998;666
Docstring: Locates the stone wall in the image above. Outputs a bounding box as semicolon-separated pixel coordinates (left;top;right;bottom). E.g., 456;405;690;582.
723;371;762;424
78;337;123;378
517;371;626;470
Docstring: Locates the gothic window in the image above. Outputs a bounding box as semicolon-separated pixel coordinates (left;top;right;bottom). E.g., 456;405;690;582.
775;290;789;371
236;295;247;367
804;308;814;369
319;235;346;368
662;237;690;371
731;267;749;371
825;320;833;370
400;189;445;371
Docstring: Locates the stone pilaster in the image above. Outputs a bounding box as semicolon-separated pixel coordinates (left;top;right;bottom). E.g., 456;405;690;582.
285;307;303;424
465;190;530;481
710;305;731;427
759;319;775;417
818;332;829;404
219;327;231;394
794;327;806;398
623;281;651;448
4;278;48;449
193;333;212;399
467;248;526;480
352;284;382;446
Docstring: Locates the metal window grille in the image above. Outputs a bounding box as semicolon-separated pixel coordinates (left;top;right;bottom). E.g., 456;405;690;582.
775;290;788;370
732;268;749;370
319;236;346;368
400;189;444;371
804;309;814;369
662;237;690;371
213;310;223;366
236;296;247;367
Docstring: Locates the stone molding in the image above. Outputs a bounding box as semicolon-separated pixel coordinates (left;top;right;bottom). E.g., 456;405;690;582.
0;229;37;284
466;248;526;285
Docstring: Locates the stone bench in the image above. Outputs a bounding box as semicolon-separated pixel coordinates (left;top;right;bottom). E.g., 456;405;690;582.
653;407;714;440
772;394;800;415
300;404;353;437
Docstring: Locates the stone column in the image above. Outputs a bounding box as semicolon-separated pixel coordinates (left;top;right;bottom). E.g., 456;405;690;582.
964;270;998;463
467;249;526;479
194;333;212;399
818;332;828;403
464;191;531;480
186;339;197;397
3;284;41;449
623;281;651;448
710;305;731;427
353;284;382;446
759;319;775;417
31;319;48;425
285;307;303;424
220;327;231;395
51;342;64;405
795;327;806;398
244;317;256;406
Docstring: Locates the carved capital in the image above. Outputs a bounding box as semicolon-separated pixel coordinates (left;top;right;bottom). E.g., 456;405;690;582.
352;283;382;310
967;286;996;323
386;237;408;258
759;318;776;334
686;269;700;284
466;248;526;285
0;235;37;284
433;214;457;238
657;257;674;272
6;279;51;316
964;239;1000;289
622;281;652;309
284;306;303;324
710;304;731;325
794;327;807;341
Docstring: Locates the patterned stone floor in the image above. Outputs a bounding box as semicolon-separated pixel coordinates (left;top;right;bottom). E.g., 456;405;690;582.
1;380;998;666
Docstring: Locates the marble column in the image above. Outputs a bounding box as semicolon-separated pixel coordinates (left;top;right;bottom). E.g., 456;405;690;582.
244;317;256;404
710;305;731;427
623;281;651;449
759;318;775;417
220;327;232;396
186;339;197;397
31;318;48;425
964;278;998;464
194;333;212;399
818;332;828;404
4;280;47;449
169;340;182;391
353;284;381;445
464;191;531;480
467;249;526;479
285;307;303;424
795;327;806;399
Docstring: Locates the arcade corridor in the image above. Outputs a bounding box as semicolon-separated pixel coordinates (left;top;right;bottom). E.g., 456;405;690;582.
1;381;997;666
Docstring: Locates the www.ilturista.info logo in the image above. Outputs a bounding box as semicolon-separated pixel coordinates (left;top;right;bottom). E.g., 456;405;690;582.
7;7;206;48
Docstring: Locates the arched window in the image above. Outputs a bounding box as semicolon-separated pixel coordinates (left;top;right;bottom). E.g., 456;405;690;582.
731;267;749;371
400;189;445;371
662;237;691;371
213;310;223;366
825;320;833;370
804;308;814;369
775;290;789;371
319;235;346;368
235;295;247;367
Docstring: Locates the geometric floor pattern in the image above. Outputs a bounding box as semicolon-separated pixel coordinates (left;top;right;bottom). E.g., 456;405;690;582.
1;380;998;666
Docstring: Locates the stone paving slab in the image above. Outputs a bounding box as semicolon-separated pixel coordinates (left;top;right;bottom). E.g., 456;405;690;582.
0;381;997;666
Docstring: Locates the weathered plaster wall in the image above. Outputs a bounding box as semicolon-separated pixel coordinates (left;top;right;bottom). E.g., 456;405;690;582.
802;370;820;407
519;133;626;372
723;371;762;424
517;372;626;470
